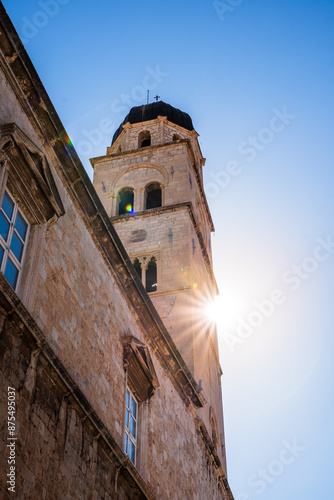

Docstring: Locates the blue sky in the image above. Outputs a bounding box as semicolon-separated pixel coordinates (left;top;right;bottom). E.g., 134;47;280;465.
3;1;334;498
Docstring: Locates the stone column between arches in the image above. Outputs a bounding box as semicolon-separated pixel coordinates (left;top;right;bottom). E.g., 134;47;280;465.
134;188;145;213
111;194;118;217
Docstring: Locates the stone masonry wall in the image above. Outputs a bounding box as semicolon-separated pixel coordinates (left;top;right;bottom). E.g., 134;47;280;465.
0;44;231;500
0;315;150;500
0;309;228;499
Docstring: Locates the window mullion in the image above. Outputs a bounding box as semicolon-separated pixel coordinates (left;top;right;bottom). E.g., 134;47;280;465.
12;203;18;223
7;222;14;249
0;245;8;273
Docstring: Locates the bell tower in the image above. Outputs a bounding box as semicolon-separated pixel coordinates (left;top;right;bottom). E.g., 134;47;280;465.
91;101;227;470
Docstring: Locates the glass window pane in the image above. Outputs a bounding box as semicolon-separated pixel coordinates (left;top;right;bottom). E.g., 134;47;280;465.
125;409;129;428
130;416;136;438
131;398;137;418
14;212;28;240
1;192;14;219
0;212;10;242
124;433;128;454
129;440;136;463
4;258;19;289
10;232;24;262
0;245;4;267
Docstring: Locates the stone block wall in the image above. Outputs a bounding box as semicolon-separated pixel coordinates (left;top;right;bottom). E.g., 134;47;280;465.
0;310;152;500
94;133;212;260
0;309;229;499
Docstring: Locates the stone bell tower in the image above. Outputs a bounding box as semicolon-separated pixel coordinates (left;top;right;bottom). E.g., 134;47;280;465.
91;100;227;470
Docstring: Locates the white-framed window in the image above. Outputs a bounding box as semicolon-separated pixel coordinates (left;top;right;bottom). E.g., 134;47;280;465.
122;337;159;476
124;387;138;465
0;189;29;291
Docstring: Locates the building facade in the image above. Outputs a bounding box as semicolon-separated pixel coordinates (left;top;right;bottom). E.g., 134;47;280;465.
0;3;234;499
92;102;227;473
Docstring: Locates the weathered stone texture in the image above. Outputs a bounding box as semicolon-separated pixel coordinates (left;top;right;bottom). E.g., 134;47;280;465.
0;292;229;499
0;320;149;500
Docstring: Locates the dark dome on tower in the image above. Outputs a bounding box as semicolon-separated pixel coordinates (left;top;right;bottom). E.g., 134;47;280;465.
112;101;194;144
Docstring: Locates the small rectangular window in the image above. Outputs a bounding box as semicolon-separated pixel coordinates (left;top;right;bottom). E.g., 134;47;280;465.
0;190;29;291
124;387;138;465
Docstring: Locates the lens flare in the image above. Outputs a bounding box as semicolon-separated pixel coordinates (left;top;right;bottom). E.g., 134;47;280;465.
125;204;133;213
206;300;220;323
205;293;245;330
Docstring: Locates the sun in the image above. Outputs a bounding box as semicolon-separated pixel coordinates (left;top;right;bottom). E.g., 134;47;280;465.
205;292;245;330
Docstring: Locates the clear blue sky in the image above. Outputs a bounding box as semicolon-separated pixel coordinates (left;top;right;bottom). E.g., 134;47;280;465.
3;1;334;498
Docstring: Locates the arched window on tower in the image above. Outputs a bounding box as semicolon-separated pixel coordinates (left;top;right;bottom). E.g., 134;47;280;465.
145;183;161;210
146;257;157;293
118;188;134;215
133;258;142;281
210;408;219;451
138;131;151;148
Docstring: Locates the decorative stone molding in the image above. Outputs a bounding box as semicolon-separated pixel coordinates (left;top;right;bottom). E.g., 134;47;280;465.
0;123;65;222
123;336;159;402
111;163;168;192
0;123;65;309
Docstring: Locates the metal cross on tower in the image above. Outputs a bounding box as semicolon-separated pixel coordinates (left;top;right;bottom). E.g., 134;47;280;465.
154;95;160;102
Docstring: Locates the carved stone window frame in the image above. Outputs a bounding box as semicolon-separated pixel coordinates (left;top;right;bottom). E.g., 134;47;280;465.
0;123;64;308
122;336;159;478
123;336;159;403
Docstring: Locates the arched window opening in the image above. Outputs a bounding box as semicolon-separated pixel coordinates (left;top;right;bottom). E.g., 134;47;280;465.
197;198;207;242
145;183;161;210
211;423;218;450
173;134;180;141
210;409;219;450
146;257;157;293
138;131;151;148
118;188;134;215
133;258;142;280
